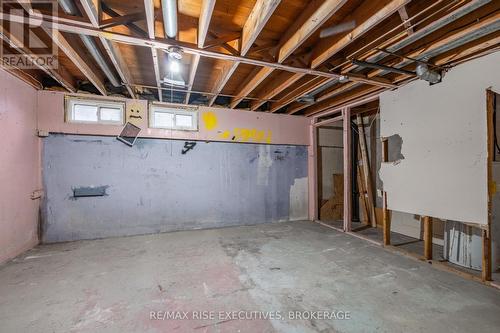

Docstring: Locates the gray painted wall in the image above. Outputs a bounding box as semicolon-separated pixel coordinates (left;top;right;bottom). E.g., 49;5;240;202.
42;134;308;242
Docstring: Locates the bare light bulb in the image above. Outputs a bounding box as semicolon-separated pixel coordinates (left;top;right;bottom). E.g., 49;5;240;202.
169;59;180;73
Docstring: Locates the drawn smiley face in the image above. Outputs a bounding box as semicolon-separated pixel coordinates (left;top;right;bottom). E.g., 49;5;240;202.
129;109;142;119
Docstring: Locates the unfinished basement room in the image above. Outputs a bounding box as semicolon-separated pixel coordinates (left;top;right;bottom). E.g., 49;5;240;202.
1;0;500;332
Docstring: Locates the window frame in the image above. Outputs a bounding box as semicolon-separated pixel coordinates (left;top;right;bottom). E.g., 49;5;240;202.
149;103;199;131
65;96;125;125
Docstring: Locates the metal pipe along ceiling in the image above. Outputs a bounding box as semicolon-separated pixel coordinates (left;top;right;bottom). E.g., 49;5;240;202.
58;0;121;87
162;0;178;39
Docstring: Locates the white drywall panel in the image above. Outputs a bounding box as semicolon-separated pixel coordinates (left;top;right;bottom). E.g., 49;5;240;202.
379;52;500;225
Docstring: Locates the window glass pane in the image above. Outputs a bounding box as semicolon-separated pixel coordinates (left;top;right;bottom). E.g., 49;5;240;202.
175;114;193;128
154;112;174;128
73;104;98;122
100;107;122;122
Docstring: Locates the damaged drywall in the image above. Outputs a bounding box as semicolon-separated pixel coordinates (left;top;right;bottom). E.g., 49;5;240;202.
41;134;308;242
385;134;404;164
379;52;500;225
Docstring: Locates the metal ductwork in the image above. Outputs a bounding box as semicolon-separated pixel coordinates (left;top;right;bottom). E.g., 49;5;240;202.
415;63;442;84
161;0;178;39
58;0;120;87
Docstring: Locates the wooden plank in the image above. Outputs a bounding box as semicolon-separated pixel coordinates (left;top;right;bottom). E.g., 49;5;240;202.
0;26;76;92
209;0;280;105
203;32;240;49
270;77;333;113
382;191;391;245
184;54;200;104
278;0;348;63
0;62;42;89
357;151;370;225
381;137;391;245
304;85;382;116
198;0;217;48
1;12;354;81
99;12;145;29
483;88;494;281
207;61;239;106
311;0;411;69
343;107;352;232
144;0;162;100
80;0;101;27
186;0;216;104
80;0;136;98
151;48;162;102
229;66;274;108
250;73;304;110
357;114;377;227
240;0;282;55
423;216;433;260
231;0;348;109
143;0;155;39
398;5;413;35
43;28;106;95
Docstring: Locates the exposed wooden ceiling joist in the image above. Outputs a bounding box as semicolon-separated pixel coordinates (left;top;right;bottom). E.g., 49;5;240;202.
207;0;282;106
235;0;349;110
44;28;107;95
0;26;76;92
310;0;411;69
80;0;136;98
143;0;162;101
300;9;500;116
185;0;217;104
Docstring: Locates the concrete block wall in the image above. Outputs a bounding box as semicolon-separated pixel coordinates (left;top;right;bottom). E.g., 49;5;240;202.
41;135;308;242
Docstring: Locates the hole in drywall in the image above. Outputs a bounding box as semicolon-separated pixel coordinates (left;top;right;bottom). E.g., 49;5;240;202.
385;134;404;164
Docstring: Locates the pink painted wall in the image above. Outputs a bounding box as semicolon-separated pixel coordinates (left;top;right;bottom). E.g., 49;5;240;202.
37;91;310;146
0;69;40;264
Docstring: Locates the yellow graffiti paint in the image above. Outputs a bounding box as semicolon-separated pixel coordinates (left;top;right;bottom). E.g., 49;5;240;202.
220;127;272;143
219;130;231;139
202;111;218;131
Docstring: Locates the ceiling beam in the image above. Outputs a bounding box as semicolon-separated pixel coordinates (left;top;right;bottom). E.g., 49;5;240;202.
99;12;146;30
43;27;106;94
80;0;101;27
270;76;333;112
278;0;348;63
0;62;42;89
229;66;274;108
198;0;217;48
240;0;282;56
184;54;200;104
266;0;410;112
80;0;136;98
0;26;76;92
208;0;281;106
0;13;353;79
301;10;500;116
235;0;349;110
203;32;240;49
186;0;216;104
143;0;162;101
304;85;382;116
310;0;411;69
398;5;414;35
249;72;304;110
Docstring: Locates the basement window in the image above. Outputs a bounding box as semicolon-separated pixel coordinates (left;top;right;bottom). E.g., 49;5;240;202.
66;97;125;125
149;104;198;131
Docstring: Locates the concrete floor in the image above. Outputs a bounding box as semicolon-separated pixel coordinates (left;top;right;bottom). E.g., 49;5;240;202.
1;221;500;333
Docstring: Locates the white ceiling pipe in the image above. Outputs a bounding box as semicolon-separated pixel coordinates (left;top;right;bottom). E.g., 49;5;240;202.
162;0;178;39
